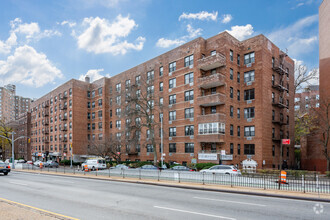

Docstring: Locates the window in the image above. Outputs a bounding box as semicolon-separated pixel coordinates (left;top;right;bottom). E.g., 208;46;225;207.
92;123;95;130
184;90;194;101
237;126;241;136
238;144;241;155
169;95;176;104
116;120;121;129
185;143;194;153
237;72;240;83
211;69;216;75
87;91;90;98
169;78;176;88
147;85;154;95
244;52;255;64
272;93;275;103
230;106;233;117
244;89;255;100
198;123;225;134
230;124;234;136
92;90;95;98
244;144;255;155
135;75;141;85
230;50;233;62
169;61;176;72
272;110;275;120
92;101;95;108
116;83;121;92
184;72;194;84
185;108;194;119
244;107;255;118
169;111;176;121
237;90;240;101
98;99;102;106
230;87;233;98
237;54;240;65
211;87;216;94
169;143;176;153
169;127;176;137
98;122;102;130
147;70;154;80
244;70;255;83
272;57;275;68
159;66;163;77
272;128;275;138
92;112;95;119
98;110;102;118
237;108;240;119
116;108;121;116
244;126;255;137
185;125;194;136
272;75;275;85
230;68;233;80
159;97;163;106
230;143;234;154
184;54;194;67
211;106;217;114
211;50;216;56
98;87;102;95
272;145;275;156
147;144;154;152
159;82;163;91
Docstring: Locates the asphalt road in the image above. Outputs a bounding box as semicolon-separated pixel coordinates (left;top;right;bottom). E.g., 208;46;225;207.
0;172;329;220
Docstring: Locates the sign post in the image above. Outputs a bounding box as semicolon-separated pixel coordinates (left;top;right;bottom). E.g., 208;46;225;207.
279;139;290;189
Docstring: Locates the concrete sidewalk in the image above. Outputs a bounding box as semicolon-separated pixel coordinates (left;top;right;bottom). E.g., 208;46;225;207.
13;170;330;202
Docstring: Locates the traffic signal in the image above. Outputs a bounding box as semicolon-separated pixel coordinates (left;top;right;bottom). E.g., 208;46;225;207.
28;138;31;143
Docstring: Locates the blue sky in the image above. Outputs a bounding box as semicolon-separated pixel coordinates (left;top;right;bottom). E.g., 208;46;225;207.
0;0;321;98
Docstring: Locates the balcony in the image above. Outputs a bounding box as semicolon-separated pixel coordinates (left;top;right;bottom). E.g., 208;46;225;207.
43;103;49;108
43;121;49;126
272;62;288;75
198;53;226;71
197;133;225;143
272;119;287;126
272;83;288;92
42;130;49;134
61;116;68;121
272;137;281;142
198;73;225;89
127;150;139;155
44;111;49;117
197;113;225;124
61;127;68;131
272;102;288;109
197;93;225;107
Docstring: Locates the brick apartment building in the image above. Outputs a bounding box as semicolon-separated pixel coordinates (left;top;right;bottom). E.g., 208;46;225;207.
294;85;320;113
12;112;32;161
30;32;295;169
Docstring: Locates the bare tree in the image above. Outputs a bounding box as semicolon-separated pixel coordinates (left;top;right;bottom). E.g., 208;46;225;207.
125;73;164;166
0;119;13;160
311;98;330;171
87;135;122;162
294;64;318;94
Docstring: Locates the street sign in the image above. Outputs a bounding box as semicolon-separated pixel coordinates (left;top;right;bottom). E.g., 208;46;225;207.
221;150;226;156
282;139;290;145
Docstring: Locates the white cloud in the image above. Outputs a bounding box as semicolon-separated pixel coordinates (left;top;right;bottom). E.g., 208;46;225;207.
221;14;233;24
156;38;186;48
76;15;145;55
226;24;254;40
61;20;77;28
179;11;218;21
156;24;202;48
267;14;318;57
0;45;63;87
81;0;121;8
79;69;110;82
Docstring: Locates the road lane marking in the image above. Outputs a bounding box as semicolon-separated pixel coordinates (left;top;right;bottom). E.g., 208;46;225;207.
9;182;28;186
0;197;80;220
154;206;236;219
193;197;266;207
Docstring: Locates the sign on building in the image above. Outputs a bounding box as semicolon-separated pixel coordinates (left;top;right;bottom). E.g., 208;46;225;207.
198;153;218;161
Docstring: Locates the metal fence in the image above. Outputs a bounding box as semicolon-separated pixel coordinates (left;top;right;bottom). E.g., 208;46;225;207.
20;164;330;194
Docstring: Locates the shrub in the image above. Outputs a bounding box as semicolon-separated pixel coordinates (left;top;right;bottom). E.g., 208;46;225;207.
59;160;81;166
326;171;330;178
195;163;217;171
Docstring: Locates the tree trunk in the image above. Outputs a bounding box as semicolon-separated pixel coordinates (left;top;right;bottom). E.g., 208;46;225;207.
327;158;330;172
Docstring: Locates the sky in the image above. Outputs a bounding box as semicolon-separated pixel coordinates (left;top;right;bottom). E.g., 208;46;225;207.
0;0;322;99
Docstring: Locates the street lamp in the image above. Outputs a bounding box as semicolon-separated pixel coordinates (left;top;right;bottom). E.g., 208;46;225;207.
0;132;30;169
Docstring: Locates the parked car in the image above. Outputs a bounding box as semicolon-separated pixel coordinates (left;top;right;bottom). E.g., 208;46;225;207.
170;166;196;171
44;161;59;168
200;165;241;175
110;164;129;169
33;160;43;166
27;161;33;165
139;165;159;170
81;158;106;171
17;159;26;163
0;162;11;175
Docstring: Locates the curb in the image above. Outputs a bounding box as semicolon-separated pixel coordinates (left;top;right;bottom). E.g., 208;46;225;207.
13;170;330;203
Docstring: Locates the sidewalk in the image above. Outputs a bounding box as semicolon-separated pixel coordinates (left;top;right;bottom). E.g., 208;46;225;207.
14;170;330;202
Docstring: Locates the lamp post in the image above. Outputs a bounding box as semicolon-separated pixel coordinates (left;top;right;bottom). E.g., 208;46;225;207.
0;132;30;169
160;114;164;168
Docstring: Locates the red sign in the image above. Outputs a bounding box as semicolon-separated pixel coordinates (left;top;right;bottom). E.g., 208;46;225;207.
282;139;290;145
117;152;121;155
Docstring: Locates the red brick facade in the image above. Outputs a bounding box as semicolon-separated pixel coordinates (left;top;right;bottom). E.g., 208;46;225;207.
30;32;295;169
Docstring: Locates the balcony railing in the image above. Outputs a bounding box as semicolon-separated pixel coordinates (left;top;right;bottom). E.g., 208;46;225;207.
198;53;226;71
198;73;225;89
272;61;288;75
272;102;288;109
197;93;225;107
197;113;225;124
272;83;288;92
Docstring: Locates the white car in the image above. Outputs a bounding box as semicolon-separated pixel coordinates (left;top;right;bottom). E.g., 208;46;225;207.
33;160;43;166
200;165;241;175
82;159;106;171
